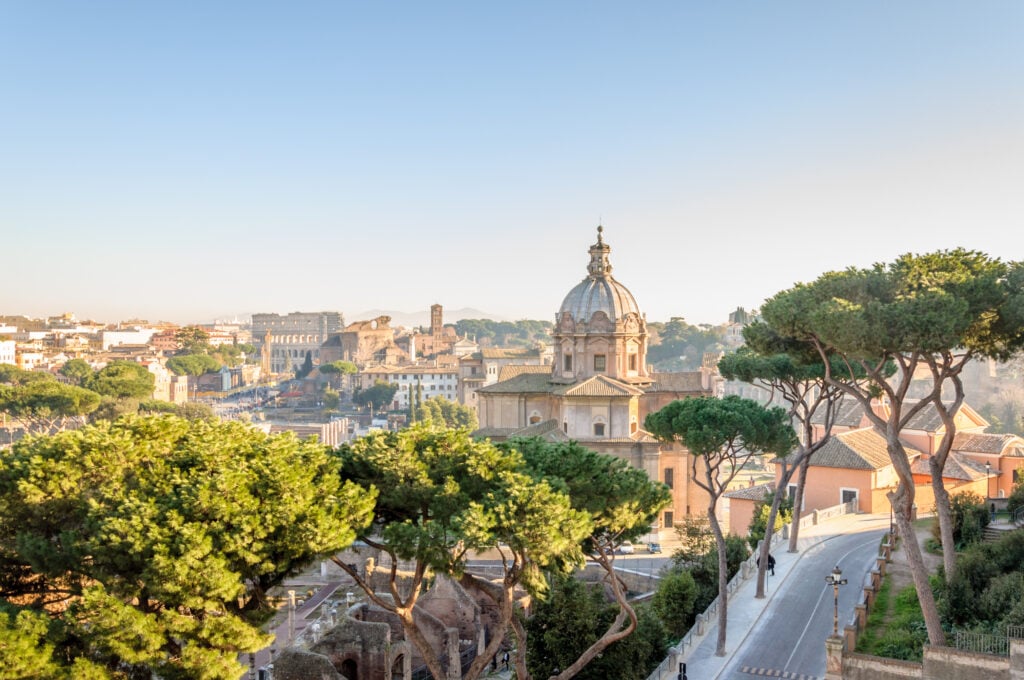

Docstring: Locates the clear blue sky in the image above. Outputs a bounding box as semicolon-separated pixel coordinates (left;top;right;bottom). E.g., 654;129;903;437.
2;2;1022;326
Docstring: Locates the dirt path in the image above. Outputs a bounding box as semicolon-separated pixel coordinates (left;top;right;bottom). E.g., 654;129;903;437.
887;523;942;593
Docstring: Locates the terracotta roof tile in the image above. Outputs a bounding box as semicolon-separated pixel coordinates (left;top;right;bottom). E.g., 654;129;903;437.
810;428;922;470
810;399;868;428
952;432;1020;454
512;419;570;441
912;453;989;481
553;375;644;397
903;404;946;432
496;365;551;382
481;348;538;359
645;372;706;393
477;373;556;394
724;482;775;501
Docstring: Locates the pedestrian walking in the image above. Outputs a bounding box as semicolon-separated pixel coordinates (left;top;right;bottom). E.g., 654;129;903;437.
502;651;510;670
768;553;776;576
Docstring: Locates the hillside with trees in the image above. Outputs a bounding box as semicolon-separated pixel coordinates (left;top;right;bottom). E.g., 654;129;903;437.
453;319;552;347
647;318;726;371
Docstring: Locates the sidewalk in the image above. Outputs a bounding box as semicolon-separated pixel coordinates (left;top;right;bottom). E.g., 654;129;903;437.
676;512;890;680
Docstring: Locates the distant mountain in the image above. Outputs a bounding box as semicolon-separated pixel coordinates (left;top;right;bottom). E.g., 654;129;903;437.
352;308;509;328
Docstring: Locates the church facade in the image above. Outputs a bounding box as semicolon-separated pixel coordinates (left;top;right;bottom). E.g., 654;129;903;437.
475;227;721;532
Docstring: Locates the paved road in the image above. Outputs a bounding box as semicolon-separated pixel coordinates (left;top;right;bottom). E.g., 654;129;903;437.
722;525;886;679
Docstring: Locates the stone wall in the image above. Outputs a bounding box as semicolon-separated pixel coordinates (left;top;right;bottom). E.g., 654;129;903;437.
273;649;346;680
580;563;659;595
274;614;393;680
842;652;930;680
922;645;1012;680
419;576;481;642
842;645;1017;680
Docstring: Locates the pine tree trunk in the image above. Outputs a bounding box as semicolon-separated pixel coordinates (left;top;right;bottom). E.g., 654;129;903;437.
708;503;730;656
788;458;811;553
459;573;515;680
510;614;530;680
931;474;957;581
755;492;783;599
554;552;637;678
888;459;947;646
399;606;449;680
892;499;946;645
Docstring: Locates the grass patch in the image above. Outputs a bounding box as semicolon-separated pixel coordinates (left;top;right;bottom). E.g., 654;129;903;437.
855;578;891;653
855;576;927;662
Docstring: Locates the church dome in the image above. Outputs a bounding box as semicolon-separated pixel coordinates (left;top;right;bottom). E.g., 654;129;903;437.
558;226;642;324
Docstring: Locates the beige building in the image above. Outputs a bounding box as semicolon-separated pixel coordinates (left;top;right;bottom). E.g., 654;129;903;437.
458;346;551;410
320;316;408;367
475;227;723;532
359;365;460;410
0;340;14;366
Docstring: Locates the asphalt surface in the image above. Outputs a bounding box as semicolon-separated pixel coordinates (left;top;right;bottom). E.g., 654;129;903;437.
675;512;890;680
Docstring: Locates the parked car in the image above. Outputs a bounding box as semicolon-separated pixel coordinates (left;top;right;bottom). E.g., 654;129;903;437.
617;540;635;554
647;542;662;554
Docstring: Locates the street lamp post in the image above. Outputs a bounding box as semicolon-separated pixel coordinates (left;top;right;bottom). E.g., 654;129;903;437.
825;565;848;637
986;461;992;499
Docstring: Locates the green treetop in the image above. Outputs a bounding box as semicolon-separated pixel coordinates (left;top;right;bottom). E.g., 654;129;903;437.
0;415;375;678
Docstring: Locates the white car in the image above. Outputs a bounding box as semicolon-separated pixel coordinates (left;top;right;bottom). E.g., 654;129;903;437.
616;540;635;554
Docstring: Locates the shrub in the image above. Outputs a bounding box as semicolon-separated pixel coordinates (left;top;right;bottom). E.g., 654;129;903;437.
978;573;1024;625
746;491;792;550
932;492;989;550
1007;478;1024;515
875;629;926;662
526;575;667;680
938;530;1024;629
651;568;697;639
999;597;1024;629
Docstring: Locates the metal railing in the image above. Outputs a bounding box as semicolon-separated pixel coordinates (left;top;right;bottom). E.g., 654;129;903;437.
954;630;1009;657
1008;625;1024;640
